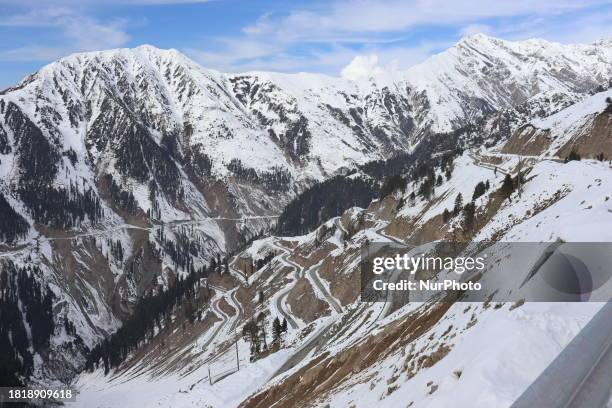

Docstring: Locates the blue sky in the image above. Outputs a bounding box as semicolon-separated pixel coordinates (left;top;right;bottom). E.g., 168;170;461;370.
0;0;611;87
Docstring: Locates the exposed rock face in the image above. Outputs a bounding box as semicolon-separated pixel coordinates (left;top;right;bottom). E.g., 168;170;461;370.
0;35;610;387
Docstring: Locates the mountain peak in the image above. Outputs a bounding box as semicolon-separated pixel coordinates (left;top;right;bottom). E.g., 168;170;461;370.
460;32;495;42
133;43;185;59
456;32;504;47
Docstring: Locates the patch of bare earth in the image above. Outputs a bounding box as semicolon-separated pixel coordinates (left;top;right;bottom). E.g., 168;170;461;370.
240;299;454;408
501;124;551;156
557;111;612;159
293;237;361;307
218;297;236;317
286;277;330;323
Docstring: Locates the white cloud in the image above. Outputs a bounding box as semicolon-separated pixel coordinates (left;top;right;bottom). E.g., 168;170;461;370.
496;10;612;44
460;24;492;37
185;0;612;76
62;16;130;51
241;0;610;43
0;8;74;27
341;54;384;80
0;46;69;62
2;0;610;74
0;10;131;61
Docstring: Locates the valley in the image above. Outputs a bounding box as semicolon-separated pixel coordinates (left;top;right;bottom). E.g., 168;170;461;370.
0;33;611;407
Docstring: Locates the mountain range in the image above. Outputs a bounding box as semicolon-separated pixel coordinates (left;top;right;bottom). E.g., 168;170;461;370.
0;34;611;403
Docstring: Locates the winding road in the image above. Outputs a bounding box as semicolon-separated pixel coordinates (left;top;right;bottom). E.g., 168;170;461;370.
199;286;231;355
200;285;244;356
271;243;301;330
0;215;279;259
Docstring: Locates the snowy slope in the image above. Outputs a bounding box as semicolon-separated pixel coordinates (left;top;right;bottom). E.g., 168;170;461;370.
1;33;611;391
405;35;612;132
499;88;612;158
70;134;612;407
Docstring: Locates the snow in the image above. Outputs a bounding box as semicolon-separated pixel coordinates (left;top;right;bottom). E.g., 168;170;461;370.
478;159;612;242
525;88;612;155
73;349;292;408
1;33;611;405
69;142;612;407
321;302;603;408
404;34;612;132
5;33;609;189
398;153;505;222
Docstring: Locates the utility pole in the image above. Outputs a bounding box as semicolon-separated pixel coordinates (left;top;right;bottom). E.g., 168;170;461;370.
234;327;240;371
517;155;522;199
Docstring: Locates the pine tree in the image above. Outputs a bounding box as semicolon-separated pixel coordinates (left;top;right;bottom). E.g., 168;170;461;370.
418;177;433;200
442;209;451;223
380;174;407;199
453;193;463;216
184;298;195;324
500;174;514;199
463;202;476;232
566;150;581;162
257;312;267;350
281;318;288;332
272;317;282;342
472;181;486;201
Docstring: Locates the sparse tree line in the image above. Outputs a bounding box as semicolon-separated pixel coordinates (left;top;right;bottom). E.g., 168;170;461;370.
382;147;464;207
18;179;103;230
85;265;215;373
102;174;139;215
242;252;277;279
440;172;523;235
0;262;55;386
242;313;288;361
0;192;29;244
227;159;292;192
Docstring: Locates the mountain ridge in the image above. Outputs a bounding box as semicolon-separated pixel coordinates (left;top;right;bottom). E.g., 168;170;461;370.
0;34;611;389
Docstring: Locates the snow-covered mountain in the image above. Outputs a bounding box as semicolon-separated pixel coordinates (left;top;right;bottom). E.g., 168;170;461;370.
0;34;611;389
73;89;612;407
405;34;612;131
1;34;610;218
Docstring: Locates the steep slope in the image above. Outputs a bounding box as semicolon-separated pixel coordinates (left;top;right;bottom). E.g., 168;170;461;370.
501;88;612;159
72;135;612;407
69;92;612;406
0;34;611;389
405;35;612;133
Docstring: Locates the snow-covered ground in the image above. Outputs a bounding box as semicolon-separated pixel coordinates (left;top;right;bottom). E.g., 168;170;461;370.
2;33;611;406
